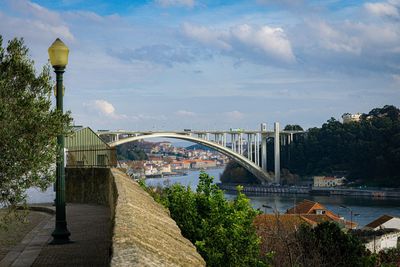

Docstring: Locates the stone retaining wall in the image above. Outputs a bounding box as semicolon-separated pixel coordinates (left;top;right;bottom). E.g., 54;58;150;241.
65;168;205;267
65;168;113;205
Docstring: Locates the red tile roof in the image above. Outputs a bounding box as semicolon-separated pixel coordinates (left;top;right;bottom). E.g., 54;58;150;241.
286;199;320;214
285;199;357;229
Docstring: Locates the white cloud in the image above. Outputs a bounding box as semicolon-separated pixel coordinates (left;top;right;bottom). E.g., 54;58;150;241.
176;110;196;116
365;1;399;17
182;23;295;64
309;20;361;54
84;100;127;120
0;0;74;44
182;23;231;50
230;24;295;63
155;0;195;8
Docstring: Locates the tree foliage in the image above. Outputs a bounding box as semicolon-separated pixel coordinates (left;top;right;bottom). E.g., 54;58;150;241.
0;36;71;209
147;172;267;266
116;142;148;161
285;105;400;186
284;124;304;131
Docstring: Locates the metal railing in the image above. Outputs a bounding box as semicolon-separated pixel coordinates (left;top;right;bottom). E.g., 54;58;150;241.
66;146;117;167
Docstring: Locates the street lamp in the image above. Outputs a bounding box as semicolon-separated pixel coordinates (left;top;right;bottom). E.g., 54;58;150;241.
339;205;359;230
48;38;71;244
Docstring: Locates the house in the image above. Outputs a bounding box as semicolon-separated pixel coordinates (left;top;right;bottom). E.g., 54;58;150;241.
286;199;357;229
356;215;400;252
65;126;117;167
363;215;400;231
356;229;400;253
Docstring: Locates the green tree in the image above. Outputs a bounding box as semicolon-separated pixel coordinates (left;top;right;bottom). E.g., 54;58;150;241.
156;172;267;266
0;36;71;210
284;124;304;131
220;160;259;184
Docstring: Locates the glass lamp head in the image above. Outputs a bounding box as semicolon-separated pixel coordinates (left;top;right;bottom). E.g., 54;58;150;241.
48;38;69;68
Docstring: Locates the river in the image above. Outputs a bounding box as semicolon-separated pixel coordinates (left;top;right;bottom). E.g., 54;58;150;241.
146;167;400;228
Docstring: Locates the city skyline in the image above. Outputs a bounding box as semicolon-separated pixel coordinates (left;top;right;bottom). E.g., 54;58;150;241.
1;0;399;131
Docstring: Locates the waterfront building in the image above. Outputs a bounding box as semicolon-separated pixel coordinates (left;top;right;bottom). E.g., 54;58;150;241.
313;176;345;187
190;160;217;169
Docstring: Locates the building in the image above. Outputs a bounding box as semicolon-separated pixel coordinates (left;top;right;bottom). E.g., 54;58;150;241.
358;229;400;253
342;113;362;123
286;199;356;229
354;215;400;252
313;176;345;187
364;215;400;231
191;160;217;169
65;126;117;167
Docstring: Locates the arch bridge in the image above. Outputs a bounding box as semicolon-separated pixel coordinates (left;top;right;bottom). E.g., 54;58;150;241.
98;123;303;184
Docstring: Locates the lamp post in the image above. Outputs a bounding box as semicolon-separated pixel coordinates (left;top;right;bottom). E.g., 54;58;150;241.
48;38;71;244
339;205;359;230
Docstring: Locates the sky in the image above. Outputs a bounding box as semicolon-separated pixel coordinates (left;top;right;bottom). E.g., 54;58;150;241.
0;0;399;131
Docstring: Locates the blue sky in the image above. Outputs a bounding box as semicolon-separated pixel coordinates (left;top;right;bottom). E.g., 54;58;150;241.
1;0;399;131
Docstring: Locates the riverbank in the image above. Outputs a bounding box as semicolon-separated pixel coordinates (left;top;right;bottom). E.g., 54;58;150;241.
218;183;400;199
144;165;226;179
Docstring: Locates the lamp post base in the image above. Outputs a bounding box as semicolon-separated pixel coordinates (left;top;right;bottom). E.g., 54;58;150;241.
50;223;71;245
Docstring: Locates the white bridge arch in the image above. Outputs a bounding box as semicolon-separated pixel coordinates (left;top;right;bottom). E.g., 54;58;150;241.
108;132;271;183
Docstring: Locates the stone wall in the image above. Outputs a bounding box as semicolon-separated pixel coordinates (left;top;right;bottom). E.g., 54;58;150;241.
110;168;205;267
65;168;113;205
65;167;205;267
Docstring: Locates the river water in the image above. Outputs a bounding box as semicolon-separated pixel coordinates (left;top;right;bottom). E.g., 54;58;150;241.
146;168;400;228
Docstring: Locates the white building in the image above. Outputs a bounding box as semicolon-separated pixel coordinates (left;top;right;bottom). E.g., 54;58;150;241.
342;113;362;123
364;215;400;231
362;230;400;253
313;176;345;187
361;215;400;253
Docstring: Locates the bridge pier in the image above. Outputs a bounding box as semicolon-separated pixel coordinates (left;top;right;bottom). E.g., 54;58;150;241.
261;123;267;173
240;134;242;155
255;133;260;166
222;133;226;147
274;122;280;184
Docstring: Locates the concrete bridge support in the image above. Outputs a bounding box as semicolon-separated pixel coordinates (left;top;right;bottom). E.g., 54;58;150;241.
255;133;260;166
274;122;280;184
261;123;267;173
223;133;227;147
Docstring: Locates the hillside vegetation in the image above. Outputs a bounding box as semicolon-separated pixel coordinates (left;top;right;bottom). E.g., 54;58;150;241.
288;105;400;186
221;105;400;186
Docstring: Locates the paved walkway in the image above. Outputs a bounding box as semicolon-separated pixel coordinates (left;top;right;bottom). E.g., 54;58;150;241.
0;204;111;267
